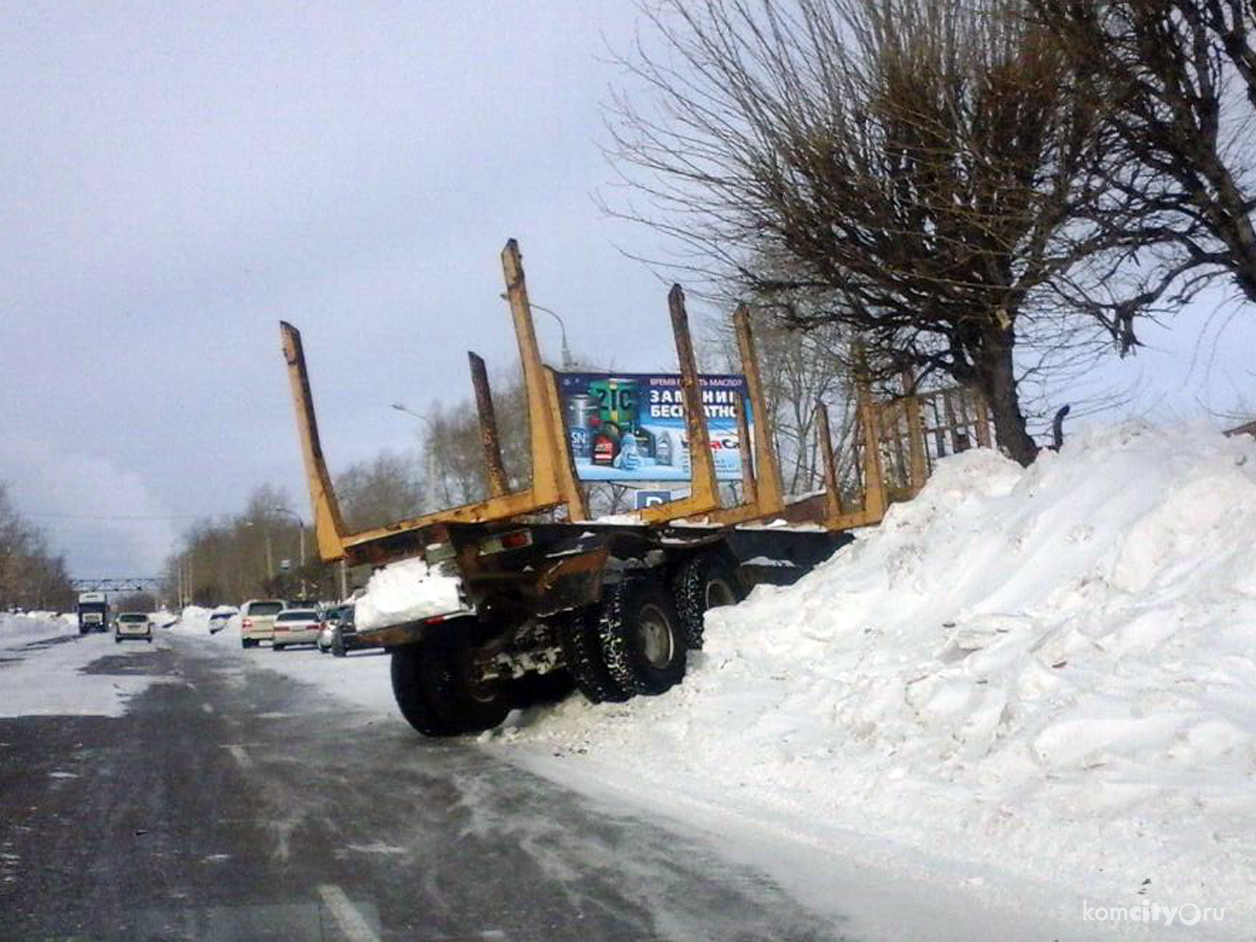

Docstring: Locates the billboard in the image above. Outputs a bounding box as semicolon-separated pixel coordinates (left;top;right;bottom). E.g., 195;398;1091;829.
556;372;750;482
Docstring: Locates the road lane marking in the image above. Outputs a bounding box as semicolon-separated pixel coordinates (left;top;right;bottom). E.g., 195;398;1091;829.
223;745;253;770
201;703;215;713
317;884;381;942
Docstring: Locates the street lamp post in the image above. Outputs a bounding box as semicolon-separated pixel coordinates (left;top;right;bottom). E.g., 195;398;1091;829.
498;292;574;369
270;507;306;597
391;402;442;506
244;520;274;586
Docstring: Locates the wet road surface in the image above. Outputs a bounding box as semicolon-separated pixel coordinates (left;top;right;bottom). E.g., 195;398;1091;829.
0;634;850;942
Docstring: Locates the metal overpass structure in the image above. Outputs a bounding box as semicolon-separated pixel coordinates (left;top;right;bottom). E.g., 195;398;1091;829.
69;577;164;594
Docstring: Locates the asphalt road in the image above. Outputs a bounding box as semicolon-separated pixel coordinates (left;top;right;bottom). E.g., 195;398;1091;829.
0;633;850;942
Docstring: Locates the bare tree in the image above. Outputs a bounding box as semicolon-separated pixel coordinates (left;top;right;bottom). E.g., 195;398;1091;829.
605;0;1179;464
1031;0;1256;304
419;371;534;506
706;311;854;493
0;482;76;612
335;451;427;531
164;484;340;607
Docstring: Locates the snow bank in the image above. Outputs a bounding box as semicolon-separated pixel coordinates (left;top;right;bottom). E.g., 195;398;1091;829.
355;557;463;631
500;422;1256;928
0;612;76;645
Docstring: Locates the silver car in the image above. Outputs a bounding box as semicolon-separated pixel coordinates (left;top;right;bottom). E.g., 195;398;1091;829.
272;609;322;651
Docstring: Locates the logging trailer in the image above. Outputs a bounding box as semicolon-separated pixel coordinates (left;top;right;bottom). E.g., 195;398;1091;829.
280;239;990;737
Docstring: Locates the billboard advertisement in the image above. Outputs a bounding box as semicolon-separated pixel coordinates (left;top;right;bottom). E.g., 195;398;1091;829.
556;373;751;482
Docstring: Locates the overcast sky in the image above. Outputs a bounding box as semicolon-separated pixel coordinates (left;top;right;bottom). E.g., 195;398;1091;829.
2;2;1253;579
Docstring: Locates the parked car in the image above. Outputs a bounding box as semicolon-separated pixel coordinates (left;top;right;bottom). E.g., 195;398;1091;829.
239;599;286;648
316;620;335;653
114;612;153;645
328;604;375;658
316;603;348;654
207;609;236;634
272;608;322;651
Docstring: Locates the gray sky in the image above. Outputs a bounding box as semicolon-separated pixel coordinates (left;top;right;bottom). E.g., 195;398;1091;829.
2;2;1253;578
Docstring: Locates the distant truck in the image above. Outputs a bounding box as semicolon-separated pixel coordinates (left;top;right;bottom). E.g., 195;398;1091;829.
77;592;109;634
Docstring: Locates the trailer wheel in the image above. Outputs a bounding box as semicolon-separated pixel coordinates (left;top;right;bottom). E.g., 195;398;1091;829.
672;552;743;649
436;641;513;734
390;644;460;737
390;640;512;737
597;577;686;696
558;609;630;705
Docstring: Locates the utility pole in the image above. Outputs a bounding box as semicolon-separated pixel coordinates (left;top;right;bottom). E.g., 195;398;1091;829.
244;520;274;591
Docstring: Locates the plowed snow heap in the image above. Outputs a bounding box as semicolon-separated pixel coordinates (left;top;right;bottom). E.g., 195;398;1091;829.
512;422;1256;909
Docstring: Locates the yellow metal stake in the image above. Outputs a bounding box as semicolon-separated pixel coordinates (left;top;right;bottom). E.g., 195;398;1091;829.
279;321;349;561
639;285;722;524
468;351;509;499
543;365;589;522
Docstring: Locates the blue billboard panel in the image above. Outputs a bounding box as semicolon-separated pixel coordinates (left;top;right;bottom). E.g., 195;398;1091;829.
556;373;751;482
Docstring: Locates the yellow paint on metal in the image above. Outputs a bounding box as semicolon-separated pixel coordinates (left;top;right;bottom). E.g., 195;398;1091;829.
279;321;349;561
638;284;722;524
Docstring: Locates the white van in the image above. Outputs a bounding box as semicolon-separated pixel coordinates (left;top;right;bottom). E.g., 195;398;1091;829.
240;599;286;648
115;612;152;644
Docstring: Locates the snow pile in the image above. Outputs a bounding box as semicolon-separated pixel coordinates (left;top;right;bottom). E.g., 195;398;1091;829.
0;611;76;644
169;605;212;634
355;557;463;631
503;422;1256;920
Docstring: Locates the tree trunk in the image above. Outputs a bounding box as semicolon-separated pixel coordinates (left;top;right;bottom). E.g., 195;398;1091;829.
975;331;1040;467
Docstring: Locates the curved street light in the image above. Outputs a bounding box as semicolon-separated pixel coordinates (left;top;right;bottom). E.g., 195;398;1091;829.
270;507;306;597
498;292;574;369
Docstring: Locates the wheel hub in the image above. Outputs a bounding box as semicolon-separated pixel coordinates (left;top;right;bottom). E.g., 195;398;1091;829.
637;603;674;669
705;578;736;609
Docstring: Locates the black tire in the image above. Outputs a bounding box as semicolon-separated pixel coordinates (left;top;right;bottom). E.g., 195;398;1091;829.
672;552;744;649
273;644;284;652
114;637;121;645
391;644;459;737
390;639;512;737
331;628;346;658
511;669;577;709
596;577;687;696
558;608;629;705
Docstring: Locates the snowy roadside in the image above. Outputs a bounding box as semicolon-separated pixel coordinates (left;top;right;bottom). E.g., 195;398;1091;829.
168;606;398;714
162;421;1256;936
0;612;78;647
481;422;1256;936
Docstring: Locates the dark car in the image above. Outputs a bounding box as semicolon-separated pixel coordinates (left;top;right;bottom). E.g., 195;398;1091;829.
327;604;374;658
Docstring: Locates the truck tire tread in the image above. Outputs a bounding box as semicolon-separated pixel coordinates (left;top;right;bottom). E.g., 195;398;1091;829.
672;552;743;650
597;577;686;697
559;609;630;705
